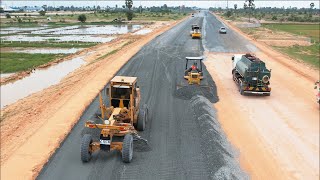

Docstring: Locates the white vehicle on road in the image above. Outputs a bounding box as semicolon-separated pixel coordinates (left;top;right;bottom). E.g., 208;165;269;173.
219;27;227;34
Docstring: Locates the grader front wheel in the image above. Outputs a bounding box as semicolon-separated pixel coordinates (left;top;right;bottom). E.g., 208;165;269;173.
81;134;92;162
122;134;133;163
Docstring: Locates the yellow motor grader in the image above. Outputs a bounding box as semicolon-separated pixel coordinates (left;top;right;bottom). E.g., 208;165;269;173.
81;76;148;163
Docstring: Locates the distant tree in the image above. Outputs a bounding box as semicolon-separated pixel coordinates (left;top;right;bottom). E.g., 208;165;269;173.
125;0;133;20
139;5;142;13
125;0;133;9
310;2;314;9
272;15;277;20
234;4;238;17
78;14;87;23
6;14;11;18
17;17;23;23
39;10;46;16
310;2;314;15
244;0;255;22
226;11;232;17
126;11;133;20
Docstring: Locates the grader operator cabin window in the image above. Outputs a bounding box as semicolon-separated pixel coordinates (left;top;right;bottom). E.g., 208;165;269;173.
111;86;132;108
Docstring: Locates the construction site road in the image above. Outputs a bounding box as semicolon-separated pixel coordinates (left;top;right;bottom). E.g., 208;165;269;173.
38;11;249;180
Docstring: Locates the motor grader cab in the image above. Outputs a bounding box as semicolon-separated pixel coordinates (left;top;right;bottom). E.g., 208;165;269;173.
81;76;149;163
184;57;204;85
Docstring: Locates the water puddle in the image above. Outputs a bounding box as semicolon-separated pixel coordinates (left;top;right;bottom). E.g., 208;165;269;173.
133;28;152;35
0;27;49;34
4;48;83;54
1;35;115;43
0;56;86;108
31;25;142;35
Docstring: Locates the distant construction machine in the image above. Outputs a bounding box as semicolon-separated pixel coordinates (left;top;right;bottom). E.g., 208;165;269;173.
232;53;271;96
190;24;201;39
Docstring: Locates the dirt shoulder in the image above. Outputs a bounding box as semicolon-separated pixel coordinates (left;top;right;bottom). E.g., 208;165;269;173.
205;13;319;179
0;18;187;180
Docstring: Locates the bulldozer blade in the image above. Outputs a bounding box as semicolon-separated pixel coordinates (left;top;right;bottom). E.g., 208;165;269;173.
176;79;210;90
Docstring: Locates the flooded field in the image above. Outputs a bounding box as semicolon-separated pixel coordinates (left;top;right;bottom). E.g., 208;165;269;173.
1;47;83;54
1;34;116;43
0;23;151;108
0;24;142;43
31;24;142;35
0;56;86;108
0;27;49;34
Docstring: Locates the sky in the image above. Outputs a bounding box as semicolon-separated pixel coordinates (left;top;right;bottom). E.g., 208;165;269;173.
1;1;319;9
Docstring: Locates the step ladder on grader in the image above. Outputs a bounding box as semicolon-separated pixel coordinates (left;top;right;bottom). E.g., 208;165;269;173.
81;76;149;163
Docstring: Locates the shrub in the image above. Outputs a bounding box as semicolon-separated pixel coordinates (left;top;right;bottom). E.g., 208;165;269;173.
126;11;133;21
78;14;87;23
39;10;46;16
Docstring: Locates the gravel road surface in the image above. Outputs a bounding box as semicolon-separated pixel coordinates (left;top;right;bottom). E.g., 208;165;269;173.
38;11;249;180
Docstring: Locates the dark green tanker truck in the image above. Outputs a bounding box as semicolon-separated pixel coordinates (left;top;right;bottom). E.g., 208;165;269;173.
231;53;271;96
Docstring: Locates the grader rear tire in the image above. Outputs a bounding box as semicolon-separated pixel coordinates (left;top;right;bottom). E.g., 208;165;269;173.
81;134;92;162
122;134;133;163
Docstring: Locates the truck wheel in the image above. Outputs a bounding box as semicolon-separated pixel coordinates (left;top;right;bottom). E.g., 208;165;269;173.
137;108;146;131
122;134;133;163
81;134;92;162
239;82;244;95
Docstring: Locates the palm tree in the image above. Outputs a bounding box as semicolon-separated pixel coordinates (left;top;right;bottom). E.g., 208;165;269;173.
234;4;238;17
244;0;255;22
310;2;315;15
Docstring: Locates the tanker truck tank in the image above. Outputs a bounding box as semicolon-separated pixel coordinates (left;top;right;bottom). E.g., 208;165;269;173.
231;53;271;96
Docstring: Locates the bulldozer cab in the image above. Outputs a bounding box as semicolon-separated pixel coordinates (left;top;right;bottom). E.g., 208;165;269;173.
107;76;139;109
185;57;203;72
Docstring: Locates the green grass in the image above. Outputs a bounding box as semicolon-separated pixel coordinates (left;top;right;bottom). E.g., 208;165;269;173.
261;23;319;68
262;23;319;42
0;53;66;73
0;42;98;48
273;44;320;68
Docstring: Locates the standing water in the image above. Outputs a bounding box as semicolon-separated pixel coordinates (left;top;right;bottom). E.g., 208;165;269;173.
0;56;86;108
